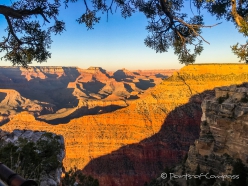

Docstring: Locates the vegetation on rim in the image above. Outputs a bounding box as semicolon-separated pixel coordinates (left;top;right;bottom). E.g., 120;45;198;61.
0;132;99;186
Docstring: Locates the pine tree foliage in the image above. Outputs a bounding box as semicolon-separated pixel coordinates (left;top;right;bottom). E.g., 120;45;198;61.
202;0;248;62
0;0;248;66
0;0;65;67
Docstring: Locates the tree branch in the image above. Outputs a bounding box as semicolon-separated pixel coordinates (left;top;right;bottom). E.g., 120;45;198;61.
17;7;50;23
173;17;221;45
0;5;50;23
83;0;89;10
231;0;244;27
158;0;221;45
0;5;23;18
5;15;22;44
159;0;174;28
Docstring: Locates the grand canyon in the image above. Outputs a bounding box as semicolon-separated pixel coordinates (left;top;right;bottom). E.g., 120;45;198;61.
0;64;248;186
0;66;174;125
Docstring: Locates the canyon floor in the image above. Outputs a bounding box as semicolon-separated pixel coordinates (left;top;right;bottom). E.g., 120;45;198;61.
1;64;248;185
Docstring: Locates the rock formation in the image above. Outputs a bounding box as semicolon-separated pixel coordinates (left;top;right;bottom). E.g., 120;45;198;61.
0;66;174;124
148;84;248;186
185;84;248;184
0;89;56;125
1;64;248;185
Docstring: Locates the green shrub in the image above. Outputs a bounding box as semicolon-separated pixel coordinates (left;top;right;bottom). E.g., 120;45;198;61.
0;132;63;184
61;166;99;186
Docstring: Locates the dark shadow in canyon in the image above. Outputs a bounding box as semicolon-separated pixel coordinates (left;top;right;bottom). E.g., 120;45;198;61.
0;67;80;108
132;72;140;75
0;92;7;102
0;116;9;126
82;80;106;94
123;83;134;93
37;104;127;124
81;90;215;186
99;68;111;78
135;79;156;90
113;70;135;81
127;95;139;100
155;74;168;79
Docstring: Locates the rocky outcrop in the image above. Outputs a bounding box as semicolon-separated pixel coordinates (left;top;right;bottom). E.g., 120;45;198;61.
2;64;248;185
0;129;65;186
152;84;248;186
186;84;248;171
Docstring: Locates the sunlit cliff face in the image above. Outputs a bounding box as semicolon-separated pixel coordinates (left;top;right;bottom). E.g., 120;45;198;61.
1;64;248;185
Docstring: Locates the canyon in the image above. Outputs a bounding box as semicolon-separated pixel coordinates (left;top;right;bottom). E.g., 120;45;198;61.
0;66;174;124
149;84;248;186
0;64;248;185
184;84;248;185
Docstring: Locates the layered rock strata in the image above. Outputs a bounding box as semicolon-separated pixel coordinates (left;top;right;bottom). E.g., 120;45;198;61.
1;64;248;185
155;84;248;186
186;84;248;171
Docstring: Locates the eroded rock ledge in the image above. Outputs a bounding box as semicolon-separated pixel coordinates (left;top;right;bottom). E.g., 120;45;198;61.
153;84;248;186
188;84;248;169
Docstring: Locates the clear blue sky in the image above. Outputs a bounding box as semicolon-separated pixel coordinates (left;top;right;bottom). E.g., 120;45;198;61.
0;0;246;70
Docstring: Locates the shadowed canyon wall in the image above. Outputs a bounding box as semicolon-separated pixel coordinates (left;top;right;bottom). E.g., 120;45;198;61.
186;84;248;171
1;64;248;185
150;84;248;186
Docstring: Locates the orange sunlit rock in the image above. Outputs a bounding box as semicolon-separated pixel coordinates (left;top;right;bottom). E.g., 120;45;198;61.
1;64;248;185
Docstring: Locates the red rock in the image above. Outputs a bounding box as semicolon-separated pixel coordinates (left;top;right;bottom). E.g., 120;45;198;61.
2;64;248;185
